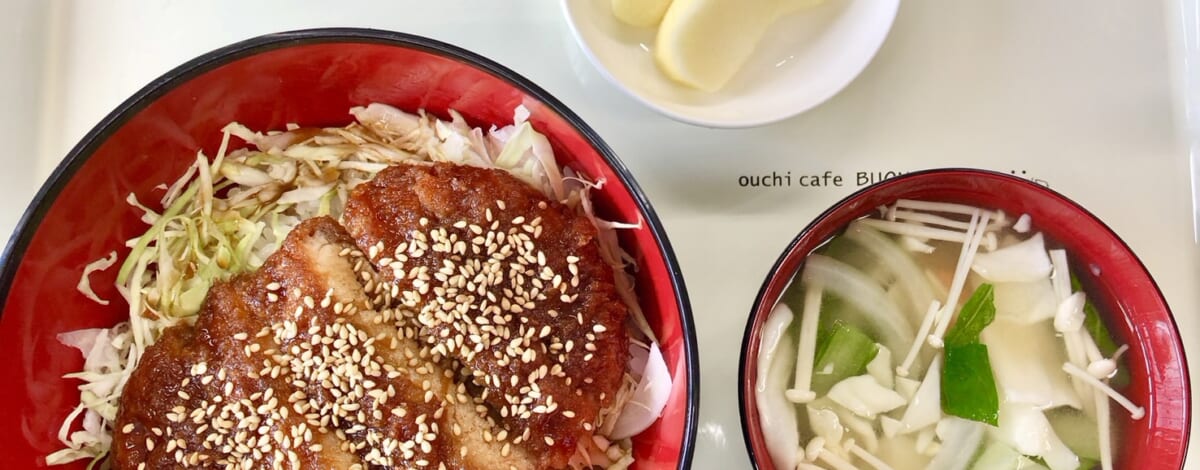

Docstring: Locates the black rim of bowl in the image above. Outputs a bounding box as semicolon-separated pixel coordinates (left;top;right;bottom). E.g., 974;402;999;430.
0;27;698;468
736;167;1190;469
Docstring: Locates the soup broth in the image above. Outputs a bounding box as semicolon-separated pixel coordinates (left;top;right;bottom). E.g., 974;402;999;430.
755;200;1140;470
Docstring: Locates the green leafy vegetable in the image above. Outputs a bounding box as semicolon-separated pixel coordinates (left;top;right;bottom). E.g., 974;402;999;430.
943;284;996;347
1070;275;1128;386
942;343;999;426
1070;275;1119;356
812;321;879;395
941;284;1001;426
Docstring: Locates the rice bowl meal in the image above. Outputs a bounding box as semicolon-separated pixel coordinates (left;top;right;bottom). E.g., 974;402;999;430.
46;103;672;470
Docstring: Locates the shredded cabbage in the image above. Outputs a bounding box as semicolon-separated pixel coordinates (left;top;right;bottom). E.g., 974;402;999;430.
76;251;117;306
51;104;660;469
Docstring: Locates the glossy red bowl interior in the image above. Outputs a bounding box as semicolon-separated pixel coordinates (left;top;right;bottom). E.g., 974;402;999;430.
739;169;1190;469
0;29;696;469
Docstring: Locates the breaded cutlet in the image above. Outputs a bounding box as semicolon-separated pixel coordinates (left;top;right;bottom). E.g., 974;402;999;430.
113;217;541;469
342;163;629;469
113;163;631;470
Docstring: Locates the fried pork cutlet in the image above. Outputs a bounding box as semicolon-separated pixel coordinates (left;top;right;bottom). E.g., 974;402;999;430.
342;163;629;469
113;218;540;469
112;163;631;470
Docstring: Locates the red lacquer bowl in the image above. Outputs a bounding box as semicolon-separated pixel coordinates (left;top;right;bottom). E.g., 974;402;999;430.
739;169;1189;469
0;29;697;469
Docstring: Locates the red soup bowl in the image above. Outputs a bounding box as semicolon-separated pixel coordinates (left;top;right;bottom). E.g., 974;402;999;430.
0;28;697;469
739;169;1189;469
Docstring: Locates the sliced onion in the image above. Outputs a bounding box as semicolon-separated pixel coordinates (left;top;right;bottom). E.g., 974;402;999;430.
971;232;1053;282
928;417;985;470
757;334;800;470
802;255;915;359
607;343;672;440
827;375;906;419
349;103;421;136
756;303;794;393
993;278;1058;324
899;356;941;434
845;222;940;328
982;319;1082;409
275;184;335;205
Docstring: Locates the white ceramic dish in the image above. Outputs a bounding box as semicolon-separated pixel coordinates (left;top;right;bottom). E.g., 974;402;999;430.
560;0;900;128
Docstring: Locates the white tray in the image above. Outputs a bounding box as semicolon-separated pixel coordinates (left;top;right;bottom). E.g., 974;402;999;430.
4;1;1197;468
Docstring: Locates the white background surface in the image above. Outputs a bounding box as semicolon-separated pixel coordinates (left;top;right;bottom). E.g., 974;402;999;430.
2;1;1198;468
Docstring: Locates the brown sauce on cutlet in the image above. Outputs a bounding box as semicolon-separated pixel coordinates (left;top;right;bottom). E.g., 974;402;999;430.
342;163;629;469
114;219;456;469
112;163;630;470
